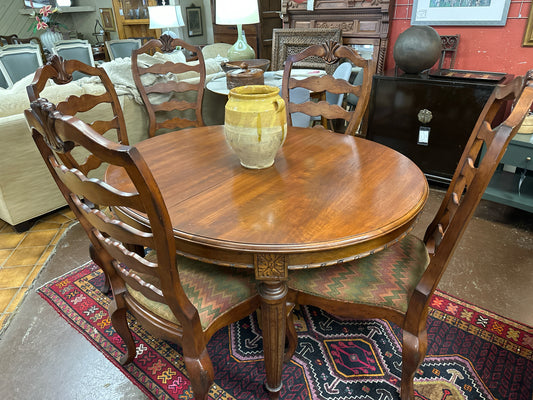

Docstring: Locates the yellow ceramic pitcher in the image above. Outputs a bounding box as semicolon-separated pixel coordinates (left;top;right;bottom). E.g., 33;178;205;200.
224;85;287;169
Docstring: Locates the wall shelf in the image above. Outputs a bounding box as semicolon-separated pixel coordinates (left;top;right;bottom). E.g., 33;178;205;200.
19;6;96;15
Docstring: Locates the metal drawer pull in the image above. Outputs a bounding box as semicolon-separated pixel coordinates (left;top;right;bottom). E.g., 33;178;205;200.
417;109;433;124
518;156;531;195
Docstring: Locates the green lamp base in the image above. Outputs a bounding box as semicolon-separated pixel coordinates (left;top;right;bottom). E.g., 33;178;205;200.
227;24;256;61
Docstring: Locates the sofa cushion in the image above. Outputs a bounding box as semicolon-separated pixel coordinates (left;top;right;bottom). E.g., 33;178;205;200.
0;73;106;118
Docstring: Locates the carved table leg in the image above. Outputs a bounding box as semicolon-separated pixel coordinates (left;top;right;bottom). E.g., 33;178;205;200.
254;253;288;399
258;280;287;399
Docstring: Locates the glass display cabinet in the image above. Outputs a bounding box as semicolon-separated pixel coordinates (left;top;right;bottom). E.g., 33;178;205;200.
111;0;161;39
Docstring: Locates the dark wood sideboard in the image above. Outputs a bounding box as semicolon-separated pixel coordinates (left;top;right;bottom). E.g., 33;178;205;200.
366;72;504;183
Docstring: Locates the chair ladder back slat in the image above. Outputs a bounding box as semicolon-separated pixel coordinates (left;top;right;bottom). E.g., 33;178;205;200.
156;117;197;131
281;40;375;135
53;162;141;210
145;80;201;95
132;35;206;137
90;118;121;136
57;92;114;115
82;207;154;249
153;98;198;113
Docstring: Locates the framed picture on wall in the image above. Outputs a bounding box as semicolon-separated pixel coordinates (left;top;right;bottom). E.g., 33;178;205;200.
411;0;511;26
186;5;203;37
24;0;55;7
99;8;116;32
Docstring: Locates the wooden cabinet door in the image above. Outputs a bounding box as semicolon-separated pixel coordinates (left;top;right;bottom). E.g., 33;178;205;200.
112;0;161;40
258;0;282;61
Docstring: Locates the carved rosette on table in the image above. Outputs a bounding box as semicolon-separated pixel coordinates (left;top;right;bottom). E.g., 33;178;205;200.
254;253;288;281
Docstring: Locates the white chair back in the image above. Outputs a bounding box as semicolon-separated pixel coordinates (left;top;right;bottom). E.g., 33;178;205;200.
52;40;95;80
105;39;142;60
0;43;43;88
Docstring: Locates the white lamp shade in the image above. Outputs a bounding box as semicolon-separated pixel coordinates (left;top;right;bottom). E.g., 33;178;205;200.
216;0;259;25
148;6;185;29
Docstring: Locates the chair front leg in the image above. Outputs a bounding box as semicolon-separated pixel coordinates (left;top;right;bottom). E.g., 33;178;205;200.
401;328;428;400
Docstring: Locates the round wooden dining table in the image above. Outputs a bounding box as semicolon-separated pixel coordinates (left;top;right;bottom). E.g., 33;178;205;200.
105;125;429;398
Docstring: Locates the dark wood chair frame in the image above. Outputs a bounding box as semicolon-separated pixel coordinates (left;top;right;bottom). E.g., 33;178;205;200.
27;55;129;176
285;71;533;399
25;98;260;399
280;40;375;136
131;34;206;137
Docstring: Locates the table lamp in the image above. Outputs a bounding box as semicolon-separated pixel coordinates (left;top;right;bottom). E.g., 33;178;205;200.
216;0;259;61
148;1;185;39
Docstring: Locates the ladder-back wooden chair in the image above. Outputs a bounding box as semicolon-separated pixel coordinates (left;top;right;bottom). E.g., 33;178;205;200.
131;34;206;137
27;55;128;176
25;98;260;399
280;40;375;136
285;72;533;399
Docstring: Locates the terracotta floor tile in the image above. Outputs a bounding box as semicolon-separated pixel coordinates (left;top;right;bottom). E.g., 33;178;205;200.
19;230;58;248
0;233;26;249
61;209;76;219
41;213;73;225
0;266;35;289
25;266;44;288
52;228;68;245
4;246;47;267
0;220;10;233
0;313;11;329
37;246;55;265
0;288;17;313
29;222;63;231
5;289;26;313
0;249;13;266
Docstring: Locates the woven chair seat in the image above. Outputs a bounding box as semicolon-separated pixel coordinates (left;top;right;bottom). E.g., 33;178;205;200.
288;235;430;313
127;252;257;330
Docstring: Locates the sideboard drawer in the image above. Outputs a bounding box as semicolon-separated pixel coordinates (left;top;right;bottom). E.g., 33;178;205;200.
501;142;533;170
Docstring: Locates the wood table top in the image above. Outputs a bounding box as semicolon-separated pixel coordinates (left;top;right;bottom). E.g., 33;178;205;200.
106;125;428;267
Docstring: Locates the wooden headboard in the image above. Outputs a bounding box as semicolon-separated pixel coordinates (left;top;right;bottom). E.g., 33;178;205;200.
281;0;394;74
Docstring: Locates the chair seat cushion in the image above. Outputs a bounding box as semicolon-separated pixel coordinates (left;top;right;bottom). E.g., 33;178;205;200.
287;234;430;313
127;254;257;330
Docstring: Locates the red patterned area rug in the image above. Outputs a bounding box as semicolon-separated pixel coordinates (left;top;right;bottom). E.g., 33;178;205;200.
38;262;533;399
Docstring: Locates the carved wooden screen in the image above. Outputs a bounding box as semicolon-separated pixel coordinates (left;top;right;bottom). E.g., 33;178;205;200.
281;0;394;74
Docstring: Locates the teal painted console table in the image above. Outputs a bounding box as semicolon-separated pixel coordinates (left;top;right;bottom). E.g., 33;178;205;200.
483;132;533;212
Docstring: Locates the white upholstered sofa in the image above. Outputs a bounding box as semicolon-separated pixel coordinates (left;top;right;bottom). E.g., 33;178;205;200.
0;53;224;230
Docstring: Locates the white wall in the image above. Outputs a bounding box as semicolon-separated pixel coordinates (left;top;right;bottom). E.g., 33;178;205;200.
172;0;214;45
70;0;119;44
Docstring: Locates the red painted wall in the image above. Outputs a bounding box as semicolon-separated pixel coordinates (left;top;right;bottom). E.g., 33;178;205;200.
386;0;533;77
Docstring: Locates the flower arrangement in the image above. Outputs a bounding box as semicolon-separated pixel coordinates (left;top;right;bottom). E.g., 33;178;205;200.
28;5;67;33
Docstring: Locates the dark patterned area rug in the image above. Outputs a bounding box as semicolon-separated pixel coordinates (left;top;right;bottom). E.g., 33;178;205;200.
38;262;533;399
